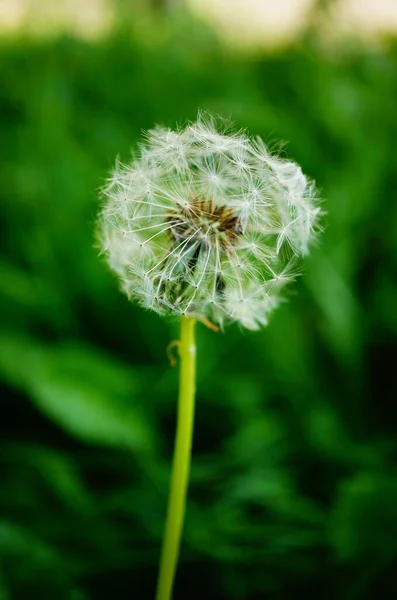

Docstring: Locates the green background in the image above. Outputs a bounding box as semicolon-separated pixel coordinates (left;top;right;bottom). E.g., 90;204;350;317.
1;4;397;599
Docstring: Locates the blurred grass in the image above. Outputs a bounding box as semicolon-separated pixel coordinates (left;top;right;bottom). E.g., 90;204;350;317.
0;8;397;600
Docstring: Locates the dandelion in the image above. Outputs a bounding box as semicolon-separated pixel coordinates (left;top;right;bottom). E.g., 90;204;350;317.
97;113;322;600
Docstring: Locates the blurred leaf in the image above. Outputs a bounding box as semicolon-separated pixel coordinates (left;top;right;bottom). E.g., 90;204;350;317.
0;261;40;307
0;335;154;453
306;252;362;361
304;401;379;466
0;521;61;566
28;446;94;513
33;377;147;450
330;472;397;560
226;416;287;464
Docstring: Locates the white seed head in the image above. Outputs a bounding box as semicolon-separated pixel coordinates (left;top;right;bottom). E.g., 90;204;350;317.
98;114;322;330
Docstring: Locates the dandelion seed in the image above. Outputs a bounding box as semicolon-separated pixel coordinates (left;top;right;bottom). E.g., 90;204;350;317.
98;113;322;329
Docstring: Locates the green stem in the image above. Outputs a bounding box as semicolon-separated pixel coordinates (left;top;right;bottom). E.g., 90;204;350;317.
155;316;197;600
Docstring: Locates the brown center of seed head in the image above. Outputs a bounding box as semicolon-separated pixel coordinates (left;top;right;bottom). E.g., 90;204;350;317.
168;196;241;249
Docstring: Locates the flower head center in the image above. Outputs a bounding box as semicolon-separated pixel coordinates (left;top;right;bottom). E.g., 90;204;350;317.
168;196;241;250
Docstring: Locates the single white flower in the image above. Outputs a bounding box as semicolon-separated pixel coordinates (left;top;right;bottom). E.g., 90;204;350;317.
98;114;321;330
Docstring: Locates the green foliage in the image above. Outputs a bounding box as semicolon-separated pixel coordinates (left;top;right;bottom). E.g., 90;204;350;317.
0;336;154;451
0;12;396;599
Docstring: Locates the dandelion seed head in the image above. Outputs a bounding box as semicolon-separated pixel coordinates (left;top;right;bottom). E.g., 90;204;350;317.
98;113;322;329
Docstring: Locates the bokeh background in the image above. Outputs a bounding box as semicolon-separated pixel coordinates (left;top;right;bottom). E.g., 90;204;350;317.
1;1;397;598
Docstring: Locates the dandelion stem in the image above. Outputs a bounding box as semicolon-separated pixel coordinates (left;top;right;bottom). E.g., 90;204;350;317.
156;316;196;600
